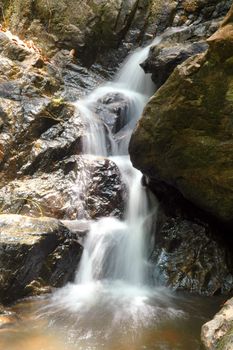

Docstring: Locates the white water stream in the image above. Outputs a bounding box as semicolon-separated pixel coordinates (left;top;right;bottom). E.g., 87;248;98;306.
38;27;190;349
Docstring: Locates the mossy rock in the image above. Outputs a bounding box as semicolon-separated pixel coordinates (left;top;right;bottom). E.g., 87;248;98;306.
130;5;233;224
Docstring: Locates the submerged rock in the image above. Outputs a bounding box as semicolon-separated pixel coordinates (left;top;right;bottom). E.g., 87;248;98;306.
130;4;233;225
0;306;20;329
0;214;83;304
202;297;233;349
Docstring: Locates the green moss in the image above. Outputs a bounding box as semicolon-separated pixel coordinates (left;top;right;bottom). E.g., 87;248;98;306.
217;325;233;350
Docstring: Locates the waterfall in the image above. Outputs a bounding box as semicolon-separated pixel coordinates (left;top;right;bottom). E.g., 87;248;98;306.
73;33;158;286
39;27;187;348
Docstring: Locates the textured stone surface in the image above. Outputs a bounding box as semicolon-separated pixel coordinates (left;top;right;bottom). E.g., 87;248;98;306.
152;214;233;295
0;214;83;304
0;155;126;220
202;297;233;350
0;0;177;65
142;40;208;87
130;4;233;224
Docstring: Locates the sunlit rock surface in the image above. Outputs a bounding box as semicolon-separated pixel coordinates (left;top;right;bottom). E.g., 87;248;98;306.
202;297;233;350
0;214;83;304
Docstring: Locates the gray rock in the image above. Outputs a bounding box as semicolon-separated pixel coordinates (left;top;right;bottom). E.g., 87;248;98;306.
0;214;83;304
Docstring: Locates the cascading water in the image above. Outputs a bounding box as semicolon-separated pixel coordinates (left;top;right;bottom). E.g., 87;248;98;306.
71;30;160;287
70;26;187;287
36;27;193;349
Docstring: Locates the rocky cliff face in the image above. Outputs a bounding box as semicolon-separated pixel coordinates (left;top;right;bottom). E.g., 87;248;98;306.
130;4;233;225
0;0;177;67
2;0;230;69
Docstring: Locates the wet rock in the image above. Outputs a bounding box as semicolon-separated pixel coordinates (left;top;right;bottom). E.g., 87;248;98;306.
142;41;208;87
0;156;126;220
0;31;104;186
130;4;233;224
50;50;105;101
0;96;77;183
19;109;84;176
148;177;233;296
0;214;83;304
202;297;233;349
152;215;233;296
140;0;231;88
94;93;130;134
172;0;232;27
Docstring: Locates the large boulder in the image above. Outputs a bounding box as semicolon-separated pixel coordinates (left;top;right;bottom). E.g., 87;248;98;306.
202;297;233;350
130;4;233;225
0;214;83;304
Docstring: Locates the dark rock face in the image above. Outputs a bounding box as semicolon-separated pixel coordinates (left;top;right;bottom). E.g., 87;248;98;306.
0;214;83;304
152;215;233;296
172;0;232;27
148;178;233;296
0;31;106;186
1;0;177;66
0;30;126;222
1;0;231;72
130;4;233;224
